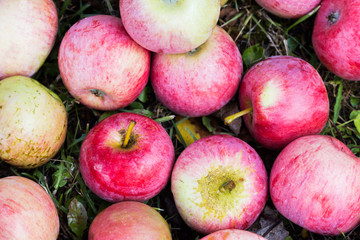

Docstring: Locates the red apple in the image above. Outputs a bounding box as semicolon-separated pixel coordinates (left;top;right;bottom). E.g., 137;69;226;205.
200;229;266;240
312;0;360;81
0;176;59;240
171;134;267;235
270;135;360;235
58;15;150;111
0;76;67;168
254;0;321;18
88;201;172;239
79;112;175;202
120;0;220;54
226;55;329;150
0;0;58;79
151;25;243;117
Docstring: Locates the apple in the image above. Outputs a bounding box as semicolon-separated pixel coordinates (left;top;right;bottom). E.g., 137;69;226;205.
58;15;150;111
79;112;175;202
225;55;329;150
254;0;321;18
171;134;268;235
88;201;172;239
200;229;266;240
0;176;59;239
270;135;360;235
151;25;243;117
0;0;58;80
312;0;360;81
221;0;229;6
119;0;220;54
0;76;67;168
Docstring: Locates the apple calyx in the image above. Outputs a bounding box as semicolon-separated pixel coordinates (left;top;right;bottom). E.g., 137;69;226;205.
224;107;253;125
327;10;339;25
90;89;106;99
219;180;236;193
122;120;137;148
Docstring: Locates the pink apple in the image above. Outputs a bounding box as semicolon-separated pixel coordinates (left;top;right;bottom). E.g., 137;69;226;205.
312;0;360;81
58;15;150;111
151;25;243;117
230;55;329;150
79;112;175;202
270;135;360;235
171;134;267;235
0;0;58;79
0;76;67;168
254;0;321;18
120;0;220;54
0;176;59;239
88;201;172;240
200;229;266;240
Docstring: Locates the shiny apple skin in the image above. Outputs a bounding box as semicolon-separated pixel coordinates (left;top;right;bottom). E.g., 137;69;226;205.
200;229;267;240
255;0;321;18
79;112;175;202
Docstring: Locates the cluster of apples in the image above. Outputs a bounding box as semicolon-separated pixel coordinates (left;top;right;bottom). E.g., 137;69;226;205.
1;0;360;239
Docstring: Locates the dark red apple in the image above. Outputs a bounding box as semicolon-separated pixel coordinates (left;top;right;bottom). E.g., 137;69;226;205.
79;112;175;202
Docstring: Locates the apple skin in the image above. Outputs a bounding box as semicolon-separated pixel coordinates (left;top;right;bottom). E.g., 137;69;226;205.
0;0;58;79
270;135;360;235
79;112;175;202
120;0;220;54
254;0;321;18
0;176;59;240
171;134;267;235
0;76;67;168
88;201;172;240
239;55;329;150
58;15;150;111
151;26;243;117
200;229;266;240
312;0;360;81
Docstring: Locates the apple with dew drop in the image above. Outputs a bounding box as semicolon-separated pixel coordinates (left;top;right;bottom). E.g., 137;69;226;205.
0;176;59;240
151;25;243;117
120;0;220;54
312;0;360;81
171;134;267;235
254;0;321;18
225;55;329;150
200;229;267;240
0;76;67;168
0;0;58;79
270;135;360;235
79;112;175;202
88;201;172;240
58;15;150;111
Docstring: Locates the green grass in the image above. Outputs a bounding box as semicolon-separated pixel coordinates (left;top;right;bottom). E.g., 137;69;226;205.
1;0;360;239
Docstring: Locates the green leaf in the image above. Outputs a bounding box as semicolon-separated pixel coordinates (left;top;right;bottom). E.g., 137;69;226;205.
333;80;343;124
137;86;152;103
67;198;88;239
350;96;360;108
242;44;264;68
52;162;70;191
354;114;360;134
128;101;144;110
287;37;299;54
350;110;360;120
202;116;215;133
98;111;118;122
285;5;320;33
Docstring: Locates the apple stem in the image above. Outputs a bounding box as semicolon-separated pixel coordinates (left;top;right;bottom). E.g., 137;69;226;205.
224;107;253;125
219;180;236;193
122;120;136;148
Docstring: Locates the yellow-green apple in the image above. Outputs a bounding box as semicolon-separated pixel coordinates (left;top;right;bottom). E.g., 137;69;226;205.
119;0;220;54
226;55;329;150
270;135;360;235
171;134;267;234
151;26;243;117
88;201;172;239
200;229;267;240
0;76;67;168
221;0;228;6
58;15;150;111
254;0;321;18
0;0;58;79
312;0;360;81
79;112;175;202
0;176;59;240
